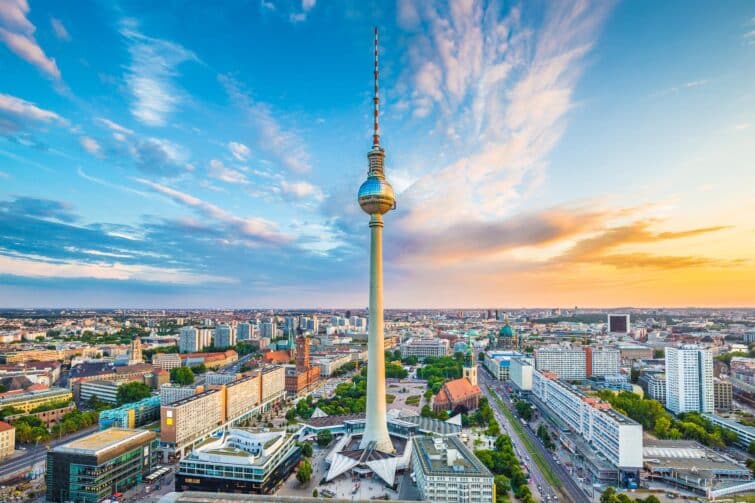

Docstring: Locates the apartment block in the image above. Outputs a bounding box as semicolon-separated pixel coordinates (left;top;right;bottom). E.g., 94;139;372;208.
665;345;713;414
534;347;587;381
532;370;643;478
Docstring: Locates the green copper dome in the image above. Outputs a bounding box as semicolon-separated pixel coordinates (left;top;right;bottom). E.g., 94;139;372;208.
500;324;514;338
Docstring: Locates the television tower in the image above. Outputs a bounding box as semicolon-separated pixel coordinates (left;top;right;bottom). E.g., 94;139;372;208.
357;27;395;453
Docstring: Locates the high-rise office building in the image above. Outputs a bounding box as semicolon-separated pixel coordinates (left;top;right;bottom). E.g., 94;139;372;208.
214;324;235;349
665;345;714;414
179;326;199;353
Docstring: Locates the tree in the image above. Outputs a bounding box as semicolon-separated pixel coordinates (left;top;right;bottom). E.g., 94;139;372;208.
600;487;617;503
116;382;152;405
749;440;755;457
421;405;433;418
190;363;207;374
515;400;533;421
643;496;661;503
317;429;333;447
299;442;313;457
312;489;318;498
170;366;195;385
296;459;312;485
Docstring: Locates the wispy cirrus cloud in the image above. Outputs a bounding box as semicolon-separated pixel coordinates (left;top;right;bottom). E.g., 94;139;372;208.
0;0;61;79
120;19;197;126
50;17;70;41
208;159;249;184
218;74;311;173
280;180;323;201
391;0;612;241
0;196;77;222
136;178;291;245
0;92;66;130
228;141;251;161
79;136;102;156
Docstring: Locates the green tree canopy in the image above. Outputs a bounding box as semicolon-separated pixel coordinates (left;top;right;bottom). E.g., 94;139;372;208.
317;429;333;447
296;459;312;485
170;366;195;385
116;381;152;405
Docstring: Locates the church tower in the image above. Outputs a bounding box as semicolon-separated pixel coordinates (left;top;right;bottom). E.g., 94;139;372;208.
463;334;477;386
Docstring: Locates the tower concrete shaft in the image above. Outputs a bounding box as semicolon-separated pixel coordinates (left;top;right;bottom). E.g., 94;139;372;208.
360;213;393;452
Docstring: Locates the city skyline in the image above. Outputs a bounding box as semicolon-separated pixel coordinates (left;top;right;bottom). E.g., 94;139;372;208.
1;0;754;308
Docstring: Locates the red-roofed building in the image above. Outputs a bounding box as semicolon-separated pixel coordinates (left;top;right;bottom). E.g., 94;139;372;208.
432;377;482;414
263;350;291;364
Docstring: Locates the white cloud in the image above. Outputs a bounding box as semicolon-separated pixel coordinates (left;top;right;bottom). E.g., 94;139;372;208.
219;74;311;173
96;117;134;135
79;136;102;156
228;141;251;161
280;180;323;201
0;92;66;123
302;0;316;11
208;159;249;184
394;0;612;239
50;18;70;41
0;0;60;79
0;252;234;284
137;178;291;245
120;21;197;126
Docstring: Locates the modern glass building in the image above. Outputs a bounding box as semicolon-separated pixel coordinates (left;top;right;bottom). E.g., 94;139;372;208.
175;428;300;494
46;428;158;502
98;395;161;430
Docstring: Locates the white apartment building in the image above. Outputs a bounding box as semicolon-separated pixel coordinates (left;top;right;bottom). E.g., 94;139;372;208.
313;354;352;376
590;348;621;377
532;370;643;473
79;380;124;405
153;353;182;370
159;383;204;405
510;357;534;391
198;328;213;350
645;373;667;405
665;345;714;414
179;326;198;353
534;347;587;380
400;337;449;360
411;436;494;503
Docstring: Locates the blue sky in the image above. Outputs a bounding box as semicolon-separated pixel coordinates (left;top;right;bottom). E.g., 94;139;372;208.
0;0;753;308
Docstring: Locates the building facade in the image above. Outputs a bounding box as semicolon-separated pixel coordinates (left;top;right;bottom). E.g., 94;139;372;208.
665;345;714;414
175;428;300;495
400;337;449;360
714;378;733;413
0;387;72;413
46;428;158;503
534;347;587;381
214;324;235;349
411;435;494;503
483;351;523;381
532;370;643;483
0;421;14;461
510;357;534;391
179;327;199;353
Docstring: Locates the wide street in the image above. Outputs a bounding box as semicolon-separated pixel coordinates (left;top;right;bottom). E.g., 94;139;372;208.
478;365;591;503
0;425;99;481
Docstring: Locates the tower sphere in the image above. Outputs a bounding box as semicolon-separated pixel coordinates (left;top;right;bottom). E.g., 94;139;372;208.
358;174;395;215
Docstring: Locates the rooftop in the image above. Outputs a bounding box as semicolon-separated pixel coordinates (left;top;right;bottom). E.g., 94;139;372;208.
412;435;492;478
55;427;155;459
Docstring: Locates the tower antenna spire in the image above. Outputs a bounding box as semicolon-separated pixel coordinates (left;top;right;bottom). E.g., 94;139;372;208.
373;26;380;148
